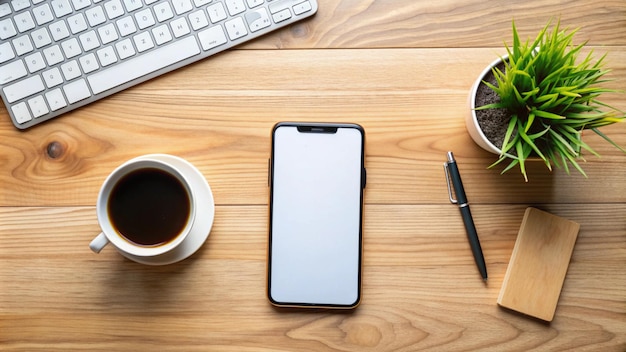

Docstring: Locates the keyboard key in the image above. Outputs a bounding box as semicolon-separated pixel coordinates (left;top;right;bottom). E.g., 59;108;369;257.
269;0;297;13
79;53;100;73
31;28;52;48
33;4;55;25
104;0;125;20
123;0;143;12
25;52;46;73
88;36;200;94
98;23;119;44
154;2;174;23
293;1;312;15
225;0;246;16
194;0;213;6
11;102;32;124
0;60;27;85
61;38;82;58
116;16;137;37
4;75;46;103
79;30;100;52
86;6;107;27
170;17;190;38
72;0;92;11
0;42;16;64
173;0;194;15
49;20;70;41
135;8;155;29
63;78;91;103
197;25;227;51
225;17;248;40
115;38;135;59
61;60;81;80
45;88;67;111
207;2;227;23
246;0;264;8
133;31;154;52
14;11;36;33
0;18;18;40
68;13;88;34
13;35;34;56
245;8;271;32
43;45;64;66
271;9;291;23
189;10;209;31
42;67;64;87
96;46;117;66
152;25;173;45
0;4;11;18
28;95;49;118
51;0;73;18
11;0;31;12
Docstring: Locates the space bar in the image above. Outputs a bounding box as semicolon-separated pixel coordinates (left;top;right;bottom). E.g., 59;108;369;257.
88;37;201;95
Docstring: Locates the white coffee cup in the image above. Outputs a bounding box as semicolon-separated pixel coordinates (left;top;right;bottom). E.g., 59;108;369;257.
90;156;197;259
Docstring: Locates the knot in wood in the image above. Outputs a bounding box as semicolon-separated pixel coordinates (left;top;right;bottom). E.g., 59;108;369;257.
291;23;309;38
46;141;65;159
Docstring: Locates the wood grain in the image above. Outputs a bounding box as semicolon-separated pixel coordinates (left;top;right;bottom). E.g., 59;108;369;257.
0;204;625;351
1;0;625;350
245;0;626;48
498;208;580;322
1;49;625;207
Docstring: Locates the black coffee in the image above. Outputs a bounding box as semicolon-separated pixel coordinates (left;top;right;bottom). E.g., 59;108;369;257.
108;168;191;246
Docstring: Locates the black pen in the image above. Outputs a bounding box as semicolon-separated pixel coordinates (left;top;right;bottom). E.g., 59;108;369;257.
444;151;488;281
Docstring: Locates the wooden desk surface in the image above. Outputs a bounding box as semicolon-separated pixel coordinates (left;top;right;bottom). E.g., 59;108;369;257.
1;1;625;351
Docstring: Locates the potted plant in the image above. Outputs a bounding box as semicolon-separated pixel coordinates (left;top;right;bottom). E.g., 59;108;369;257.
466;19;626;181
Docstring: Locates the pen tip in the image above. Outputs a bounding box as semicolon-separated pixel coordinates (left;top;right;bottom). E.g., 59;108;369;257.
447;151;454;163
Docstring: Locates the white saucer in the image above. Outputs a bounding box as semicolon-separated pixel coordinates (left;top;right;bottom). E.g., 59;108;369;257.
119;154;215;265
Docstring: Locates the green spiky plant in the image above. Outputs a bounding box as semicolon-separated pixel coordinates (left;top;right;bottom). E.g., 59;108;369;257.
476;19;625;181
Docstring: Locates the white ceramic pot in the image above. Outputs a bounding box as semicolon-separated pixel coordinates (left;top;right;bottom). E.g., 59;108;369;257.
465;55;508;155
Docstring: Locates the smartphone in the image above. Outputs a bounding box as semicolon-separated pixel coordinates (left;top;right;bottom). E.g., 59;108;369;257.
267;122;366;308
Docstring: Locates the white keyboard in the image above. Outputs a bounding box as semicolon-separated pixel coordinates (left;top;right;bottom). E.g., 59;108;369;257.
0;0;318;129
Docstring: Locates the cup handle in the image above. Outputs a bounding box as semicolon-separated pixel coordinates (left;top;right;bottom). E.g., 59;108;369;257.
89;232;109;253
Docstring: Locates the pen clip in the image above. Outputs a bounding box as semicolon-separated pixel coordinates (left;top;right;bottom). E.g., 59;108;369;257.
443;162;458;204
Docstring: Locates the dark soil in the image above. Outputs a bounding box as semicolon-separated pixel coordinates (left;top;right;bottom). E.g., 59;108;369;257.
474;62;511;149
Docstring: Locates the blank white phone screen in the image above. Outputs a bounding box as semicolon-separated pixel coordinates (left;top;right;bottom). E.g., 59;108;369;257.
270;125;363;306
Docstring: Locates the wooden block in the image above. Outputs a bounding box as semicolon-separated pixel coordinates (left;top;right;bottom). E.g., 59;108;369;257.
497;207;580;322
